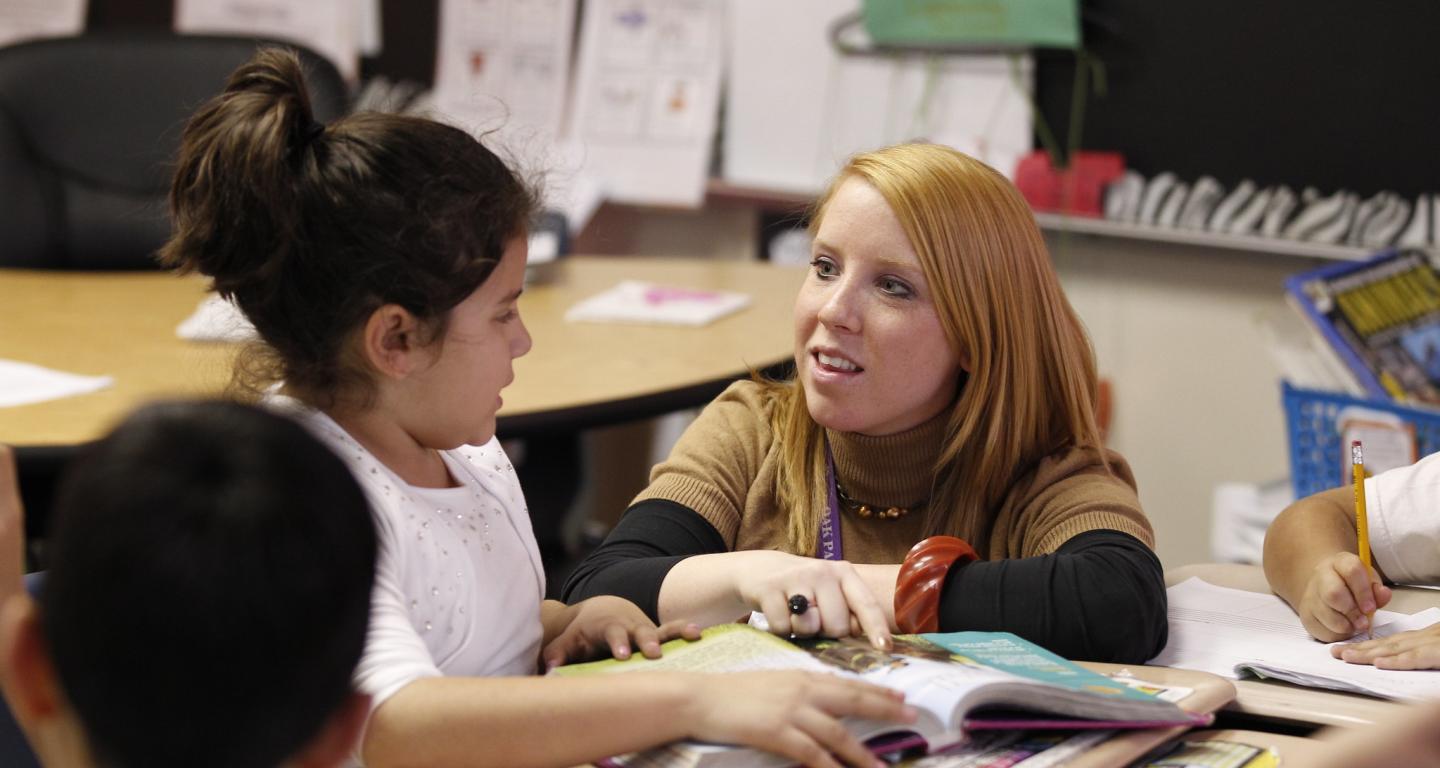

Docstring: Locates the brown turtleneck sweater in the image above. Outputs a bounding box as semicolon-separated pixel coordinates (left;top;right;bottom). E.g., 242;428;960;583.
627;380;1153;562
563;381;1167;663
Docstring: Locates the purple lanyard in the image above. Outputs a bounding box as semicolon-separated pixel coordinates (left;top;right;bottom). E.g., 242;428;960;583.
817;441;843;561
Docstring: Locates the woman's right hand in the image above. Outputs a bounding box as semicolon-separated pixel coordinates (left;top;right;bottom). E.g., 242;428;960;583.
1297;552;1391;641
732;550;892;648
684;670;914;768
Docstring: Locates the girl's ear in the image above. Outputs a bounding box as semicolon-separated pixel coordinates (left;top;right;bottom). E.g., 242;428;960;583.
359;304;425;379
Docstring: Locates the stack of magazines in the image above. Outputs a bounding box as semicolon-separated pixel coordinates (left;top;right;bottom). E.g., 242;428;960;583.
1285;248;1440;406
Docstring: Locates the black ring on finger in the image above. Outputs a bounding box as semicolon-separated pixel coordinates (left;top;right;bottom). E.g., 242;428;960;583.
788;594;810;615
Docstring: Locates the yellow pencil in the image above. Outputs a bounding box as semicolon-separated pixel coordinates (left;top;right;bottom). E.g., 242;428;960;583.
1351;440;1372;638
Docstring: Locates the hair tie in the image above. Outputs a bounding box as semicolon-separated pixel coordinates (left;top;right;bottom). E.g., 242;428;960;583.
894;535;978;634
299;120;326;148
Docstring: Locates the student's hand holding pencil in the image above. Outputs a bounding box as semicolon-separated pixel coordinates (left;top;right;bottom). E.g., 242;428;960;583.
1297;551;1392;642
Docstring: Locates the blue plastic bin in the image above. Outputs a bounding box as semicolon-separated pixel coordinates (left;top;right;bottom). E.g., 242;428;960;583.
1283;382;1440;498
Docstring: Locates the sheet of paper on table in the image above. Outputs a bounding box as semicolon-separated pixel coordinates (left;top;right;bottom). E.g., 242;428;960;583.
1152;577;1440;700
0;359;112;408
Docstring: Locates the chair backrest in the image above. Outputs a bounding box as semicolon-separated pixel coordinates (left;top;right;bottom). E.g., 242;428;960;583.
0;33;349;270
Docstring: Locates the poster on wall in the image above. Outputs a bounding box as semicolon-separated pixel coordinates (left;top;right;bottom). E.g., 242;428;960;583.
0;0;86;48
724;0;1033;194
432;0;576;161
566;0;724;208
173;0;361;82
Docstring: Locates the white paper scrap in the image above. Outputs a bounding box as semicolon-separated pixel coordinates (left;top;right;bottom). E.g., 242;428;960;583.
0;359;113;408
176;295;257;342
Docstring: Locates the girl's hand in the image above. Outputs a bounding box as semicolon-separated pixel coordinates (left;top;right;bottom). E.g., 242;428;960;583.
542;596;699;670
684;670;914;768
1332;622;1440;669
1297;552;1391;641
734;551;891;649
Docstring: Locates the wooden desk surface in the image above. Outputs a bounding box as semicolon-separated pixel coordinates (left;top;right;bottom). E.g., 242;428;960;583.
0;257;804;445
1165;562;1427;729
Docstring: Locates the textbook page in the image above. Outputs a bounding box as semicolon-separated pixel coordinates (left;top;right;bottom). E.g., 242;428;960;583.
1152;578;1440;700
0;0;85;48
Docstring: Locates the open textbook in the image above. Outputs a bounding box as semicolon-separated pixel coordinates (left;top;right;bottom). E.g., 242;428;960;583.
1152;578;1440;700
552;624;1199;768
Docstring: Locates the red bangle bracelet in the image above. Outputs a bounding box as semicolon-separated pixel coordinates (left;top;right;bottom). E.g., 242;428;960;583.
894;535;978;634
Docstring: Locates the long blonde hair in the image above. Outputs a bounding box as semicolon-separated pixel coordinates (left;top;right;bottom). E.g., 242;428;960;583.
766;143;1105;555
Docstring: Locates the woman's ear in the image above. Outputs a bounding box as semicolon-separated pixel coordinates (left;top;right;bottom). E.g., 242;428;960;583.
358;305;424;379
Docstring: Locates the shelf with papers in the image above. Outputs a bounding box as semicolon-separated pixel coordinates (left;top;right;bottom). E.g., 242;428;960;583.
701;180;1374;261
1034;213;1372;262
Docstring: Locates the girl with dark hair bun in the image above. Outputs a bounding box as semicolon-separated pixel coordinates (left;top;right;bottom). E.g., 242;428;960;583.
158;48;911;768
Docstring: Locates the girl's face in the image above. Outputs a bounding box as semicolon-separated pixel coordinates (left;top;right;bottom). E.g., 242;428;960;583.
409;235;532;448
794;177;964;436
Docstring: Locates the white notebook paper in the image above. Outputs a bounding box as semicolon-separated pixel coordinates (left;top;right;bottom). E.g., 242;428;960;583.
1151;578;1440;700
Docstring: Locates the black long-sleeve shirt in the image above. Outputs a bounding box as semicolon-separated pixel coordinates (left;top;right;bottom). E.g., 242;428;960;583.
562;499;1168;663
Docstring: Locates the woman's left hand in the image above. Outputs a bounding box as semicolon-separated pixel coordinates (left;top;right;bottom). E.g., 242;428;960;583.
541;595;700;670
1331;622;1440;670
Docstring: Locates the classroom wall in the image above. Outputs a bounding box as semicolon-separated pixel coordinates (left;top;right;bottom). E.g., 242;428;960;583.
1049;234;1311;567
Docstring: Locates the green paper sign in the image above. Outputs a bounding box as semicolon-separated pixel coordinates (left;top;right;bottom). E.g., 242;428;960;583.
863;0;1081;50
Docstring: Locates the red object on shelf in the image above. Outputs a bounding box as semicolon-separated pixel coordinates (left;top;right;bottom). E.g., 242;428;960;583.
1013;150;1125;217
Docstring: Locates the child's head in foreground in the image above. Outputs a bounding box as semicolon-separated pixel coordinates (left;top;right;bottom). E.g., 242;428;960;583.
1;400;377;768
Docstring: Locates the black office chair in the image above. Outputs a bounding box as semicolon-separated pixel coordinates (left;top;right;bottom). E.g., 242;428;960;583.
0;32;349;270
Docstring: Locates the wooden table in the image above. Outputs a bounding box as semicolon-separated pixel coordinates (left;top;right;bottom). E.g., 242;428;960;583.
1165;563;1425;729
0;257;804;446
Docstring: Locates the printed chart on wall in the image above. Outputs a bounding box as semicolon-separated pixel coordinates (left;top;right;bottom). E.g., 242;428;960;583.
568;0;724;207
174;0;361;82
433;0;576;160
0;0;86;48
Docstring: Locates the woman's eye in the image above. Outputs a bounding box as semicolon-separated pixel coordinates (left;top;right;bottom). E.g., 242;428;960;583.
809;257;839;278
879;277;914;298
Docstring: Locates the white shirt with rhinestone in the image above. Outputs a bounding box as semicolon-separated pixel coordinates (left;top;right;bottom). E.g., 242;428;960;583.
271;398;546;714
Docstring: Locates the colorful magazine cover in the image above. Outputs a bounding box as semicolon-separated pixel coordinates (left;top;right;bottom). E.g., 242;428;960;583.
1285;248;1440;406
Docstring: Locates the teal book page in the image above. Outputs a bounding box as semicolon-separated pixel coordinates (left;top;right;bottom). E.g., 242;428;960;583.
920;631;1160;703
